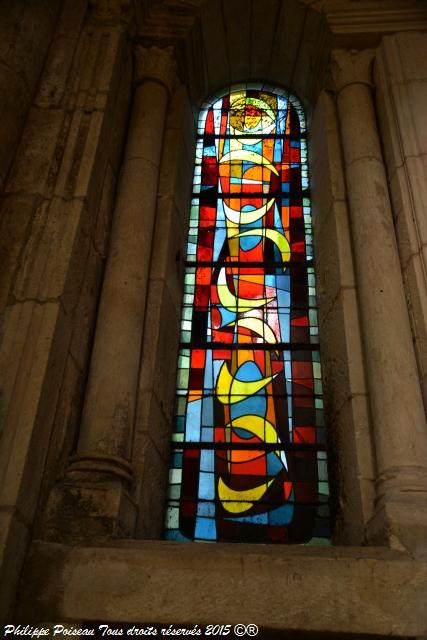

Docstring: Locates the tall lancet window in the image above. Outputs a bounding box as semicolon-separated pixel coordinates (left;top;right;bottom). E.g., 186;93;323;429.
165;85;330;544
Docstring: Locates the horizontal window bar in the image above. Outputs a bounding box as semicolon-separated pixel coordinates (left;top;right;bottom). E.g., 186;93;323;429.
171;442;326;452
199;134;308;140
184;260;315;268
178;342;320;350
192;190;311;198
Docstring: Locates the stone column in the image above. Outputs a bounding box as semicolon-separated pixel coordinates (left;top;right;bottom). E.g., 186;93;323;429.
331;49;427;553
64;46;176;537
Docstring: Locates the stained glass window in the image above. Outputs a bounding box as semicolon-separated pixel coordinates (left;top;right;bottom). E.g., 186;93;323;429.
164;84;330;544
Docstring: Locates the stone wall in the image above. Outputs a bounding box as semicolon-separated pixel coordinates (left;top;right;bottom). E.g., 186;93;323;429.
0;0;131;621
376;31;427;413
0;0;426;636
0;0;61;192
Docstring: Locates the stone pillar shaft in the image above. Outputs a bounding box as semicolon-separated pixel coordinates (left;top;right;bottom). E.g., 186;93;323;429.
332;49;427;551
67;47;175;515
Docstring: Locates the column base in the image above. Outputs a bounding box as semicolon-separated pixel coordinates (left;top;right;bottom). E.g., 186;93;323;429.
41;460;138;544
367;494;427;556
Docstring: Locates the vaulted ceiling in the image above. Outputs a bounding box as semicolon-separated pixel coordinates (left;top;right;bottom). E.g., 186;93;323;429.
132;0;427;110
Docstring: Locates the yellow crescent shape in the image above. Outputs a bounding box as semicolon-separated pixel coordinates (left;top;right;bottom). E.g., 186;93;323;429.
233;228;291;264
229;317;277;345
215;362;275;404
230;415;278;444
228;415;288;471
218;476;275;514
223;198;275;225
217;268;274;312
220;150;279;176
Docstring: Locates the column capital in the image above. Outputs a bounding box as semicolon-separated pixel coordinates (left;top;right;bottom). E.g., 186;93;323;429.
88;0;134;25
134;45;177;95
331;48;375;94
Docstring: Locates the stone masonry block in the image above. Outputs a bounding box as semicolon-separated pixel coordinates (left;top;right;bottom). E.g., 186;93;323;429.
17;541;427;637
391;165;424;266
138;277;180;411
315;200;356;316
319;287;367;415
0;64;30;187
7;107;65;197
135;390;172;469
0;510;30;622
69;244;104;372
0;194;39;313
149;197;185;310
404;253;427;382
134;434;169;539
13;197;88;317
332;394;375;544
0;0;59;92
0;301;71;519
310;91;347;227
395;31;427;82
200;1;229;92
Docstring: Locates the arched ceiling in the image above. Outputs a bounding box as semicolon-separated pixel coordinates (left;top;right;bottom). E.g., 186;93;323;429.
136;0;331;110
134;0;427;110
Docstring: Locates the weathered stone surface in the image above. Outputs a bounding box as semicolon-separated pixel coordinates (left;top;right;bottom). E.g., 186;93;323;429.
0;194;40;313
18;541;427;637
390;166;424;267
311;89;374;542
329;394;375;545
33;355;84;536
319;287;367;415
92;163;117;259
268;0;308;89
42;476;137;544
199;0;229;91
250;0;281;80
223;1;251;82
404;254;427;403
310;91;347;217
135;391;171;467
134;433;169;538
315;200;356;315
12;197;88;316
389;30;427;83
0;301;71;517
62;45;175;545
68;245;104;372
7;107;65;197
292;6;330;107
0;511;30;622
376;32;427;416
0;0;60;189
138;277;180;408
0;0;60;92
35;25;86;108
149;196;185;310
0;5;131;621
334;47;427;553
106;49;132;175
157;128;193;216
134;46;176;94
0;65;30;188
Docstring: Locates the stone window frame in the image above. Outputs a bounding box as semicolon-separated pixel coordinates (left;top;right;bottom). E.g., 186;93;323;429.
132;75;374;546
